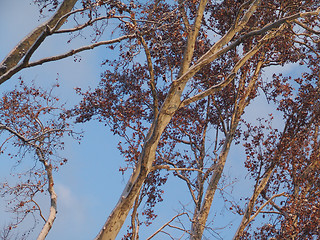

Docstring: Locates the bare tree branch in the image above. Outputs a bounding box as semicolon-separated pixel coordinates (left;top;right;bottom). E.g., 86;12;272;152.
151;165;204;173
146;213;187;240
0;0;78;77
0;34;135;84
249;192;286;222
180;28;280;107
294;19;320;35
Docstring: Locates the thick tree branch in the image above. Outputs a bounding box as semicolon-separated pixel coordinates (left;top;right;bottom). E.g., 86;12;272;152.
190;53;264;240
195;0;261;66
0;0;78;78
0;34;135;84
178;0;208;76
181;30;274;108
93;4;320;240
174;6;320;91
130;188;141;240
36;149;57;240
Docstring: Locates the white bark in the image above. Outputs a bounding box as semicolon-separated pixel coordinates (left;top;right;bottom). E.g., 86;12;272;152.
190;56;265;239
1;1;319;239
37;162;58;240
94;1;209;239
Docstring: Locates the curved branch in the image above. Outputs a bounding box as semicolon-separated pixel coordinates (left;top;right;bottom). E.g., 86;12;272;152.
181;28;277;108
0;0;78;78
175;6;320;91
26;35;135;65
0;122;59;240
0;34;135;84
31;199;47;223
249;192;286;223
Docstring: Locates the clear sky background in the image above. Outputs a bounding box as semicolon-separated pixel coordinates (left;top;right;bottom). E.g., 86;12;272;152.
0;1;303;240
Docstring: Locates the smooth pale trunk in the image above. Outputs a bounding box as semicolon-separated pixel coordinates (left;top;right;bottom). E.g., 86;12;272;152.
190;134;233;239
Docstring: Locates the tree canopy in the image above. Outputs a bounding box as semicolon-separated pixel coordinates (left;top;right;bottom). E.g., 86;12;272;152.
0;0;319;239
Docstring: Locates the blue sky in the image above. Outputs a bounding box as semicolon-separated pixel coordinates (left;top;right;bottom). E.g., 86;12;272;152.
0;1;125;239
0;1;305;239
0;1;196;239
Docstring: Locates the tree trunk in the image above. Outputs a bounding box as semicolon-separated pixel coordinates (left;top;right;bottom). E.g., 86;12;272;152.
94;87;185;239
190;133;233;239
190;56;265;239
37;152;58;240
94;0;209;238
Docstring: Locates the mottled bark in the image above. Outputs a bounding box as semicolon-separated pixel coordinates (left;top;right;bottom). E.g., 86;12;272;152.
190;133;234;240
37;154;58;240
190;56;265;239
94;0;208;239
0;0;78;83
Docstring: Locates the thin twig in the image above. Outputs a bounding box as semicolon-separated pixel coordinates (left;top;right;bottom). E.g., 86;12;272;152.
146;213;187;240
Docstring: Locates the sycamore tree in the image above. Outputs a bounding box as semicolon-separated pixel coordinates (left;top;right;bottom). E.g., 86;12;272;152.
0;81;76;240
0;0;319;239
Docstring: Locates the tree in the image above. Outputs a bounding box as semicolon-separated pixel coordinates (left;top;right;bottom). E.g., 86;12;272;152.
0;0;319;239
0;81;76;239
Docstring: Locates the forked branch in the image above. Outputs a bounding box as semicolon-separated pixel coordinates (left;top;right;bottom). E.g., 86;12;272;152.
146;213;188;240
